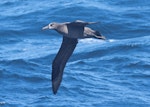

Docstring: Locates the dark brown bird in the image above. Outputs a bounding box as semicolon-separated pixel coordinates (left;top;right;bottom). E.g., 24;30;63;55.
42;20;106;94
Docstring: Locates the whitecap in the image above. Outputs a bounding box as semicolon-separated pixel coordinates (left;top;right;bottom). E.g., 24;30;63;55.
108;39;118;42
79;38;105;44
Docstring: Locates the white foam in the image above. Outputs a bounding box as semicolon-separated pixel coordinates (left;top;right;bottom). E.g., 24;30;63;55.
79;38;105;44
79;38;118;44
108;39;118;42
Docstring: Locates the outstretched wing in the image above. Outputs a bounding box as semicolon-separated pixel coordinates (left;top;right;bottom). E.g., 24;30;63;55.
71;20;99;26
64;20;98;26
52;36;78;94
65;20;99;38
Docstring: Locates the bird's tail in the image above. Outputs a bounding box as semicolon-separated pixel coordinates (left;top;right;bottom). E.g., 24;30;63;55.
94;31;106;40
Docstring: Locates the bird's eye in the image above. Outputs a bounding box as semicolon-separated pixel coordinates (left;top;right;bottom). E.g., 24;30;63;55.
50;24;54;26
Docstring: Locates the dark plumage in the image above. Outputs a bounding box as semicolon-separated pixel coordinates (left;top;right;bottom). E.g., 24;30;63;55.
42;20;106;94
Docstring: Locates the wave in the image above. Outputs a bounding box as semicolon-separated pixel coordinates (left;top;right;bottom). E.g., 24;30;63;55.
0;59;50;86
0;59;28;65
0;0;150;106
67;36;150;76
1;36;149;81
76;35;150;55
1;35;149;63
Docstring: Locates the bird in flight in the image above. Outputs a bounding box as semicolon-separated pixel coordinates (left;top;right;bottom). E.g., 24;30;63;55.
42;20;106;94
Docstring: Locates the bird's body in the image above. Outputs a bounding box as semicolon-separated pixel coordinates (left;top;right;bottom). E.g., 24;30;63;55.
42;20;105;94
43;20;105;39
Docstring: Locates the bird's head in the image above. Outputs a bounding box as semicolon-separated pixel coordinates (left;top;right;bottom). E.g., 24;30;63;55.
42;22;57;30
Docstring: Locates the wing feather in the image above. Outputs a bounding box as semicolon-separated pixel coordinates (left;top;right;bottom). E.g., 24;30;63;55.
52;36;78;94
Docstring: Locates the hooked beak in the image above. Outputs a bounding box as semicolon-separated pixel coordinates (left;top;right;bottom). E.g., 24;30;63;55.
42;24;50;30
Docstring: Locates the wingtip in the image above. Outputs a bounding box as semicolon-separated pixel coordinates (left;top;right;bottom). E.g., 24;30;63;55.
52;76;63;95
52;88;57;95
52;81;59;95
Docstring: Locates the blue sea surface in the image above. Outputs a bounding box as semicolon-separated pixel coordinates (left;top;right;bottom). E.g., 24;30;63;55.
0;0;150;107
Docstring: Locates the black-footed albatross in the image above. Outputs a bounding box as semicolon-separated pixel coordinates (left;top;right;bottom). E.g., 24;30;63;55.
42;20;106;94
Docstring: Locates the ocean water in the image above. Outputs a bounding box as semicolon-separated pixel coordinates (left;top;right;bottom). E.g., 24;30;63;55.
0;0;150;107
